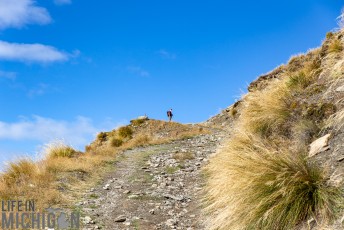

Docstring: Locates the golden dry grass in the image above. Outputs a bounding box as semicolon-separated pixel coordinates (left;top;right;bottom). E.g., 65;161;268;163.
328;38;343;53
0;143;118;212
239;81;293;136
204;32;344;229
0;120;207;213
205;133;342;230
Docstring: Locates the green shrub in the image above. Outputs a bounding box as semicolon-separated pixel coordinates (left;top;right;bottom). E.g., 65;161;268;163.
118;126;133;139
110;138;123;147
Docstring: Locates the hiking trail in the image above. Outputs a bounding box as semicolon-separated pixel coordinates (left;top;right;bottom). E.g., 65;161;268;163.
78;130;225;230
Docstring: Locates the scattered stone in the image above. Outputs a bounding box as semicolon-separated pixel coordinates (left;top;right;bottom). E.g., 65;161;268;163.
164;194;184;201
337;155;344;162
149;209;155;214
103;184;110;190
309;134;331;157
83;216;93;224
336;85;344;92
166;218;177;226
128;195;139;199
77;132;223;229
114;215;127;222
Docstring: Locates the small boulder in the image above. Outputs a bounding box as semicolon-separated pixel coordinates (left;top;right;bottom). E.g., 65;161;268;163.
309;134;331;157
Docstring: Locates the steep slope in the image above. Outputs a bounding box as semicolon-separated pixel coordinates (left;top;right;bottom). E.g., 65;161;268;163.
204;30;344;230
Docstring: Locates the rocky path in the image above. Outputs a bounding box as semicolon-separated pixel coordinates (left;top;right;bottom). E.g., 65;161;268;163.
78;131;224;230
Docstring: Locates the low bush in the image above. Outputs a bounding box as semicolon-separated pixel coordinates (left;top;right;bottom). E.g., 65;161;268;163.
110;138;123;147
118;126;133;139
97;132;107;142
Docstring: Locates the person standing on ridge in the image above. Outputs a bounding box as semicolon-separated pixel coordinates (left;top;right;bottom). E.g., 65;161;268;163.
167;109;173;122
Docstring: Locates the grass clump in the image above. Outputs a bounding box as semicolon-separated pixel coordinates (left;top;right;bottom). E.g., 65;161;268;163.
97;132;107;142
240;82;293;136
118;126;133;139
126;134;151;148
287;71;313;90
205;133;342;230
2;159;40;185
46;143;77;158
130;118;146;126
110;138;123;147
172;152;194;161
165;166;180;174
328;38;343;53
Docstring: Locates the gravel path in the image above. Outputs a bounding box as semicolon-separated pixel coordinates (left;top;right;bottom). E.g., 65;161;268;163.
78;132;224;230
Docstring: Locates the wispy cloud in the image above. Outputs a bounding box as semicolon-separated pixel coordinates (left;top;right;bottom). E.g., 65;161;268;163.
27;83;49;98
0;40;68;63
54;0;72;5
127;66;150;77
158;49;176;60
0;70;16;80
0;0;51;30
0;116;122;148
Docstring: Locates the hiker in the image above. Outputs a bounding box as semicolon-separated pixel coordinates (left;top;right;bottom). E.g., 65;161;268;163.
167;109;173;122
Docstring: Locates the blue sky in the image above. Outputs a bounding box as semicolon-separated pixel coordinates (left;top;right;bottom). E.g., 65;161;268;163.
0;0;343;163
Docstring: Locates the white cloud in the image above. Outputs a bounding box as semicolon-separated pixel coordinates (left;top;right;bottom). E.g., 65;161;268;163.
0;70;16;80
0;40;68;63
127;66;150;77
54;0;72;5
0;0;51;30
0;116;122;148
158;49;176;60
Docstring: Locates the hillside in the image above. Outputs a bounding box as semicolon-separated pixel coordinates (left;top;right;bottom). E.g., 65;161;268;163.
0;29;343;230
204;30;344;229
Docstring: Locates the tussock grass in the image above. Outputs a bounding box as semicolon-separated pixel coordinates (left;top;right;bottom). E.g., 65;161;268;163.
124;134;151;148
328;38;343;53
240;82;293;136
287;71;313;90
205;32;344;229
205;133;342;230
2;159;40;185
0;158;61;209
118;126;133;139
110;137;123;147
45;142;78;158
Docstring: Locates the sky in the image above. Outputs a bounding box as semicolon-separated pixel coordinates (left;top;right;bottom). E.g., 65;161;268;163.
0;0;343;164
